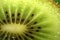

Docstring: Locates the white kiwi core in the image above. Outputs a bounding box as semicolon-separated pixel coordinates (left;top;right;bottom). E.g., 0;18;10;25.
1;24;27;34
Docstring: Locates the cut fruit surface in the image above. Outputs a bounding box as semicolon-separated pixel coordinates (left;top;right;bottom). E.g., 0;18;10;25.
0;0;59;40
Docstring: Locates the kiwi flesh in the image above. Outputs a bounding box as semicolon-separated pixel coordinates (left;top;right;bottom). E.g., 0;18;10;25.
0;0;60;40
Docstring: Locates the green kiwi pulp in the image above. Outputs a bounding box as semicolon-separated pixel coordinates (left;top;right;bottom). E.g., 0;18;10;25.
0;0;60;40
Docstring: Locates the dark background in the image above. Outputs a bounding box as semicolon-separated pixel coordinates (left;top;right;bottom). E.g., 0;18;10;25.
54;0;60;5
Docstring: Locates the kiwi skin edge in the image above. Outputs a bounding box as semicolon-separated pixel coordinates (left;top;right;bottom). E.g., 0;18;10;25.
0;0;60;40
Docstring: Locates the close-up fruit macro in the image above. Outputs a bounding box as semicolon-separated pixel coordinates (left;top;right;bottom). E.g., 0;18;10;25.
0;0;60;40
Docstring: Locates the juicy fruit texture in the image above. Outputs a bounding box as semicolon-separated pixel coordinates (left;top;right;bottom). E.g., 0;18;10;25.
0;0;59;40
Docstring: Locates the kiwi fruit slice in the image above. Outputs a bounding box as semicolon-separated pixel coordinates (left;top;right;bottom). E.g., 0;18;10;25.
0;0;60;40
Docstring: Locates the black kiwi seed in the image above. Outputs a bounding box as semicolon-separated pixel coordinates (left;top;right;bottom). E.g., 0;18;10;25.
16;17;20;24
18;35;22;40
12;14;15;17
5;11;8;14
12;18;15;23
31;14;34;17
26;20;30;23
5;36;8;40
25;33;34;39
6;15;9;19
33;22;37;24
24;20;30;24
29;31;33;34
30;27;34;29
29;34;34;39
7;19;11;23
17;13;20;16
2;19;7;24
35;30;40;32
25;34;30;37
21;19;24;22
37;27;41;29
5;15;11;24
